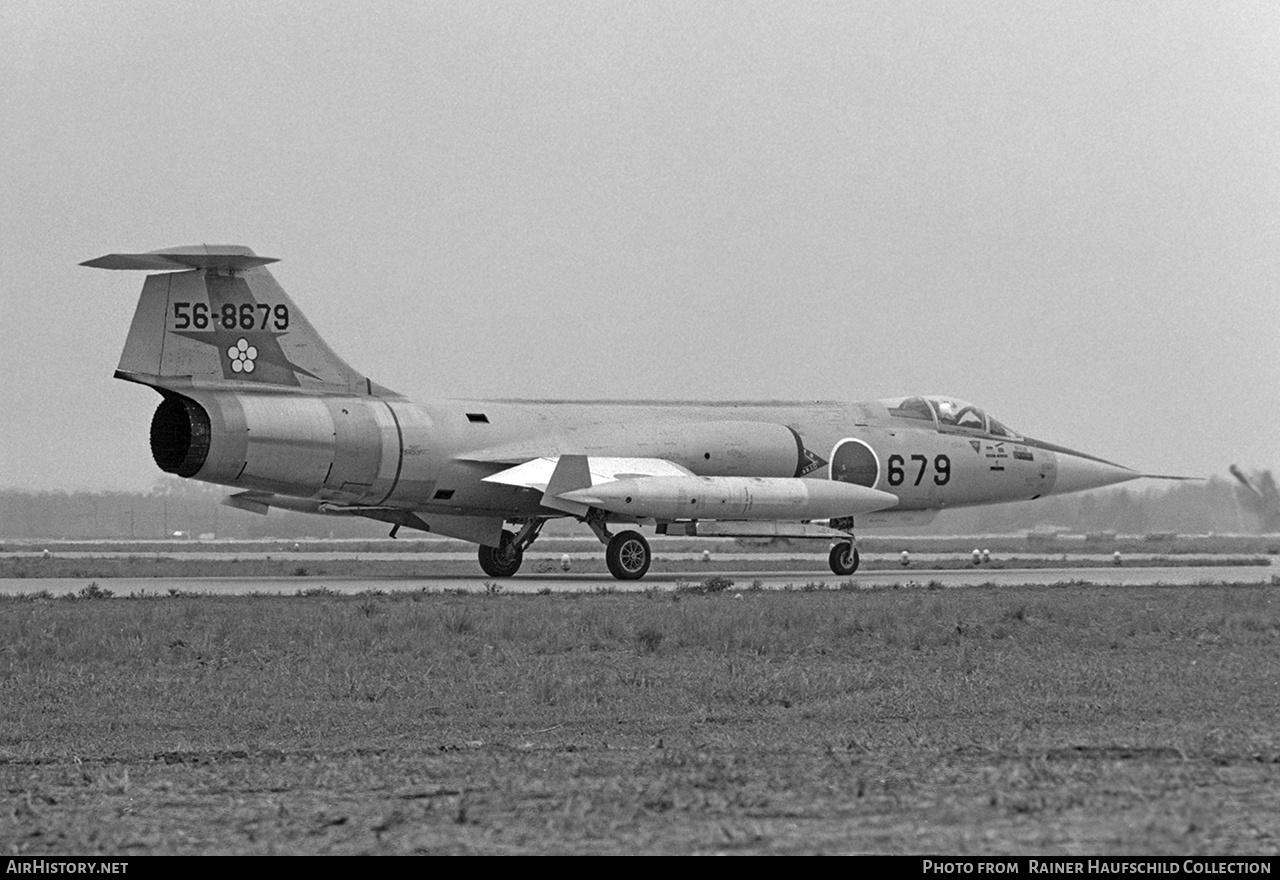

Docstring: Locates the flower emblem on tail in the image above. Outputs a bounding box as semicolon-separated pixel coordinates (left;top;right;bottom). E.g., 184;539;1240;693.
227;338;258;373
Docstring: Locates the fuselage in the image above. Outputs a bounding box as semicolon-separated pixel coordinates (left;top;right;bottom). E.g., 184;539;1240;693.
152;385;1139;522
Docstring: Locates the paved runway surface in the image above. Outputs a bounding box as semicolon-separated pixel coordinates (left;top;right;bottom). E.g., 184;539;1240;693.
2;563;1273;595
3;549;1256;564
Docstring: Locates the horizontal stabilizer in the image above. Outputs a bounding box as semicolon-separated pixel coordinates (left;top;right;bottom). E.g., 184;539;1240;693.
98;243;371;394
81;246;278;272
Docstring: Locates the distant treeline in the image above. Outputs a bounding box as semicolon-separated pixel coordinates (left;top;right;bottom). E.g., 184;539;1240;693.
0;474;1272;540
0;480;387;540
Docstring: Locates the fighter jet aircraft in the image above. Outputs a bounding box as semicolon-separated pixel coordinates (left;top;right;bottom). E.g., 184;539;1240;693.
85;245;1153;580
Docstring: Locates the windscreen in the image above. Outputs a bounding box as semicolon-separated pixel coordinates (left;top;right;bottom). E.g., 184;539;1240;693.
881;396;1021;439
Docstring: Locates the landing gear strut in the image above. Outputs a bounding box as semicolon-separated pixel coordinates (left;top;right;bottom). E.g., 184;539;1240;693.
477;518;545;578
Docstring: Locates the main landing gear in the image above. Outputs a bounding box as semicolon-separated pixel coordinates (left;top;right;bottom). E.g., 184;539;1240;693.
478;515;653;581
477;518;545;578
605;530;651;580
585;512;652;581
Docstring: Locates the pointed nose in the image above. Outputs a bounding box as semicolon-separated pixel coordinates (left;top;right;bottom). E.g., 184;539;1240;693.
1049;451;1141;495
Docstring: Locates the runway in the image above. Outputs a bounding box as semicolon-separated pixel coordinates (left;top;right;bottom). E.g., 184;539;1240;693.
1;563;1273;595
2;549;1259;565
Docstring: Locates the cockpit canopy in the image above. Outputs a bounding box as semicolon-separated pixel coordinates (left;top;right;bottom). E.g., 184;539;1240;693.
881;396;1020;439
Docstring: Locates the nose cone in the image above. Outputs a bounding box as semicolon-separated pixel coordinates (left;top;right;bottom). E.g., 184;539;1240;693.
1048;450;1142;495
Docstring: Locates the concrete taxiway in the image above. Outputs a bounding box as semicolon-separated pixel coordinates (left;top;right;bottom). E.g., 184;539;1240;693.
1;564;1272;596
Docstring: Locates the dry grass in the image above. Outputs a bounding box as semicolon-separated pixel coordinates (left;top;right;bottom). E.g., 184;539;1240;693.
2;585;1278;854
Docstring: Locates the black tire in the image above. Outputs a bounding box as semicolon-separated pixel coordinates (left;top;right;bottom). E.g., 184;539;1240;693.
606;530;651;580
478;529;523;577
829;542;860;576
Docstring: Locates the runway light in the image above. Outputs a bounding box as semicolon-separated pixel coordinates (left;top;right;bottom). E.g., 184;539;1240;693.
561;554;571;572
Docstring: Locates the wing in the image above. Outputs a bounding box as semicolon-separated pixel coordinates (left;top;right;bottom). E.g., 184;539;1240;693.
483;455;696;516
482;455;695;491
484;454;897;521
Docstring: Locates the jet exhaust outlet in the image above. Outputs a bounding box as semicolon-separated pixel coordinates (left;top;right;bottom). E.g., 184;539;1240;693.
150;395;211;477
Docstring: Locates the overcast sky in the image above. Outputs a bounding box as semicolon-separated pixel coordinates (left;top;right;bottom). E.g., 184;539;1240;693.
2;1;1277;493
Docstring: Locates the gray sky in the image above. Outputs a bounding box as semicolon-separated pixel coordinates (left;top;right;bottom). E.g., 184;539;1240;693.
2;1;1277;492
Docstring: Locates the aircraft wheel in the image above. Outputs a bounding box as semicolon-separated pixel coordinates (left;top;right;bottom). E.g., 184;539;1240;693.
829;542;860;576
606;530;651;581
478;529;523;577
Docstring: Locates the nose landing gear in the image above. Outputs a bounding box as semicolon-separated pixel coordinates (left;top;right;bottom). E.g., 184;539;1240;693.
827;515;859;576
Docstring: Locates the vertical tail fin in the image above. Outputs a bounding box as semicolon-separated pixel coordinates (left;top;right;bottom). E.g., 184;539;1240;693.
84;245;374;394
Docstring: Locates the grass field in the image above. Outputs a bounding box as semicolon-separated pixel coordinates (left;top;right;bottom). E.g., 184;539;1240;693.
2;582;1278;854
